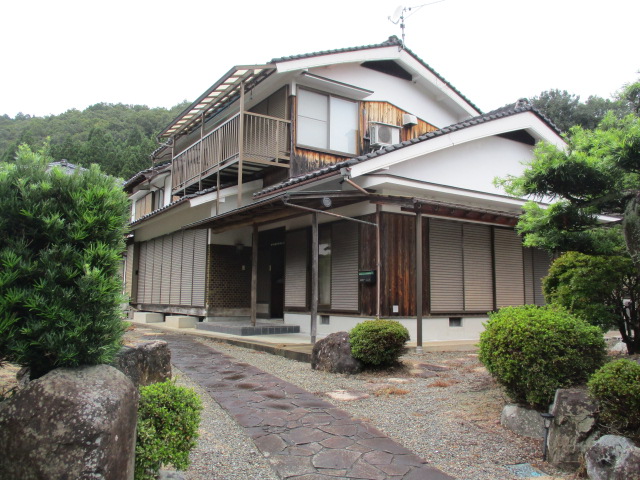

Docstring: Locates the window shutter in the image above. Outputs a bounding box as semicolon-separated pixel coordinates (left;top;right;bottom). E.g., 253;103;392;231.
285;229;308;308
463;223;494;311
160;236;172;304
151;238;162;304
192;229;207;307
180;231;194;305
429;219;464;312
331;222;359;311
137;242;147;303
523;248;535;304
170;232;183;305
494;228;525;307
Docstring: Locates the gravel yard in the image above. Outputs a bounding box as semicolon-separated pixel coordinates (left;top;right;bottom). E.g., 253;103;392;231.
176;335;570;480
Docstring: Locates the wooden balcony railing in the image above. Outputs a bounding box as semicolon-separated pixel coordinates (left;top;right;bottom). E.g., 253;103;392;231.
171;112;290;193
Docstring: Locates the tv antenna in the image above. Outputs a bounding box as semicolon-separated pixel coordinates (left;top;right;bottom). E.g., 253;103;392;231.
388;1;446;49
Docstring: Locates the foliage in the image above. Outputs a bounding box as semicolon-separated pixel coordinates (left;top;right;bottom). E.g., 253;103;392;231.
588;359;640;439
497;111;640;353
135;380;202;480
0;102;189;180
0;145;130;378
478;305;606;409
349;319;410;367
530;82;639;132
544;253;640;351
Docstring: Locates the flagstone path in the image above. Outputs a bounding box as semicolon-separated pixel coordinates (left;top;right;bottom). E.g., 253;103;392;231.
155;332;455;480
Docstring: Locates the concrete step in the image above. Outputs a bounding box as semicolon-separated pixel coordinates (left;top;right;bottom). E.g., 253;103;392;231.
196;323;300;336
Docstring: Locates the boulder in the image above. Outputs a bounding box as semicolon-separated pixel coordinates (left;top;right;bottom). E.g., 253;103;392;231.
585;435;640;480
547;387;600;469
0;364;138;480
500;404;545;438
311;331;363;374
112;339;172;387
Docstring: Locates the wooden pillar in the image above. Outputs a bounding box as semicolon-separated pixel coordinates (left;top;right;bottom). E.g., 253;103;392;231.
376;204;382;318
311;212;318;343
415;212;423;353
237;81;245;207
250;224;258;326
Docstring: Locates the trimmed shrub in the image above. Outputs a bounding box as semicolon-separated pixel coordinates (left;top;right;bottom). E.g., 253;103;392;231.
349;319;410;367
588;359;640;438
0;145;130;378
135;380;203;480
479;305;606;409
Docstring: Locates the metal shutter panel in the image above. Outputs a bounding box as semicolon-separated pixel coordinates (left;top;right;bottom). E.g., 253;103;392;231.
523;248;535;304
331;222;359;311
169;232;183;305
191;229;207;307
125;243;134;300
285;229;308;308
143;240;154;304
463;223;494;311
151;238;162;304
138;242;147;303
180;231;194;306
429;219;464;312
160;236;172;304
494;228;525;307
533;248;551;305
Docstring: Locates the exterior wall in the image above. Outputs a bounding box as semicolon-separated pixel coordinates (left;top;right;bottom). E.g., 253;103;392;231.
284;313;487;342
307;63;465;128
389;135;534;197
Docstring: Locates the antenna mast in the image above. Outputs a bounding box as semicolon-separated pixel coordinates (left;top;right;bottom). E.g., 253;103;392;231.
388;1;446;49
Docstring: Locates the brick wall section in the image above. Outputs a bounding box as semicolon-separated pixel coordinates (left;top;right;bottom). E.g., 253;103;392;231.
208;245;251;308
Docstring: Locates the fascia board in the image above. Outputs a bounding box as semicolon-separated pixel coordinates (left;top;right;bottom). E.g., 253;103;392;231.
349;113;566;178
275;46;402;73
360;175;529;208
396;50;479;117
189;179;264;208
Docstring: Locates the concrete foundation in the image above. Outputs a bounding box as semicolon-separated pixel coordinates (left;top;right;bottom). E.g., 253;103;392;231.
165;316;197;329
133;312;164;323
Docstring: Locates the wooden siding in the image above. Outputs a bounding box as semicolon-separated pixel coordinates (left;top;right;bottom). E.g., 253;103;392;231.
359;216;378;316
380;212;416;317
285;229;308;308
135;194;153;221
331;222;359;311
463;223;494;312
494;228;525;307
429;219;464;312
362;101;438;144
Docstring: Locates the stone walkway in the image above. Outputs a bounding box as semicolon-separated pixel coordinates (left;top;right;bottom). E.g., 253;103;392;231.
154;332;455;480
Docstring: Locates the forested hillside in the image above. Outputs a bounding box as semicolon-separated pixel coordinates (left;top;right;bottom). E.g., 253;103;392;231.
0;102;189;180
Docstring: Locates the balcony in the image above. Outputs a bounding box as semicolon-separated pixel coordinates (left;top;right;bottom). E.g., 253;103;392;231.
171;111;290;196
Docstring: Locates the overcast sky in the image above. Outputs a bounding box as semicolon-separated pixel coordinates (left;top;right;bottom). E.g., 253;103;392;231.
2;0;638;118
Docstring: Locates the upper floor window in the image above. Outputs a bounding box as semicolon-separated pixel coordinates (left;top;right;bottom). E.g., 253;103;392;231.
297;89;358;155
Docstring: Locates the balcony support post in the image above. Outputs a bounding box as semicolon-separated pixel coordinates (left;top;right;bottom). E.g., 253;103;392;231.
237;81;246;207
199;113;204;191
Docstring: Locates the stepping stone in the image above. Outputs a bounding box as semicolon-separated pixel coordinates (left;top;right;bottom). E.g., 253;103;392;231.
325;390;370;401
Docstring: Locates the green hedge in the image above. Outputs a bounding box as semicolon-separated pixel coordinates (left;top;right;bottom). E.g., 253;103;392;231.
0;145;130;378
350;319;410;367
135;380;202;480
588;359;640;439
479;305;606;409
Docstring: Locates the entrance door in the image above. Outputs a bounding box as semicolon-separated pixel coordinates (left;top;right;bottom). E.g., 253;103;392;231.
257;228;285;319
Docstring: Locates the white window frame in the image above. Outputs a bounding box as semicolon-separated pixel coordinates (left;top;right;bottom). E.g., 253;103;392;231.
296;88;358;155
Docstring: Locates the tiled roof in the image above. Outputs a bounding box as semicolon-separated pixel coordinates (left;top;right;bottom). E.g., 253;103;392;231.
254;102;560;198
271;36;482;114
123;162;171;190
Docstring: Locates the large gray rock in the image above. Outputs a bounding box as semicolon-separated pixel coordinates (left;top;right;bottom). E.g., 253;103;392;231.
585;435;640;480
548;387;600;469
112;339;172;387
311;331;363;374
500;404;545;438
0;364;138;480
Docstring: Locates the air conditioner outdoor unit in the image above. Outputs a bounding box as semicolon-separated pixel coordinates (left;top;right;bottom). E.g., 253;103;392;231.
369;123;401;147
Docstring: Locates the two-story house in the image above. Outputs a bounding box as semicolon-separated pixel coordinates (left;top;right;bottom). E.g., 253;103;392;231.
123;36;563;345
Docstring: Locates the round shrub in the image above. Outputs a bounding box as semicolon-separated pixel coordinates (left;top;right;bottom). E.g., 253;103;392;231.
588;359;640;438
349;319;410;367
479;305;606;409
135;379;203;480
